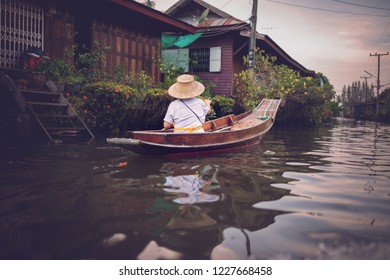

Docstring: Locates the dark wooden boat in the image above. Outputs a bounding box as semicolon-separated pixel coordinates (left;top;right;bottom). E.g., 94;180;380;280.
107;98;281;155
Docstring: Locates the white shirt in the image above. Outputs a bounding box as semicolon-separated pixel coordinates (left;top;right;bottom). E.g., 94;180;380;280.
164;98;208;130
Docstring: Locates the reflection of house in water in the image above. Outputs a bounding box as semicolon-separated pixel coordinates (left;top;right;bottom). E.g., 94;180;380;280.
215;168;291;231
206;166;292;259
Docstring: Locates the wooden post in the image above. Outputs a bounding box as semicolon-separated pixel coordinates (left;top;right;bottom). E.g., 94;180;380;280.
369;52;389;120
248;0;258;70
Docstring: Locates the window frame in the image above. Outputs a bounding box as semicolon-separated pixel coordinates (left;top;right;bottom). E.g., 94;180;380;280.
162;46;221;73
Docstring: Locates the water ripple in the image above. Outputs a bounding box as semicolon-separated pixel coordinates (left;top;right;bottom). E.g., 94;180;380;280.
1;120;389;259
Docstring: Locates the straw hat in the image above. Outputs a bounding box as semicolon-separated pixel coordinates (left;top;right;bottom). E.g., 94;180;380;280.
168;74;205;99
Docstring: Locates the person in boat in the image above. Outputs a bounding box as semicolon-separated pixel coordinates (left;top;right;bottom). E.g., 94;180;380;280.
163;74;212;133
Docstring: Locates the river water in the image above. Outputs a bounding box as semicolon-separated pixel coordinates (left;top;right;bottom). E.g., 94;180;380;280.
0;118;389;260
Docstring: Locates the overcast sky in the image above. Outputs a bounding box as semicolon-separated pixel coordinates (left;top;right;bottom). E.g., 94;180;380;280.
150;0;390;95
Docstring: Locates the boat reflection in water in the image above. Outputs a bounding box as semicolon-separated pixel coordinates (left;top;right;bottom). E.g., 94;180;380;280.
124;156;291;260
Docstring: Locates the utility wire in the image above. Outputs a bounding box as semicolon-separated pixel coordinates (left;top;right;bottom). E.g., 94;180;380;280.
363;19;390;72
332;0;390;11
265;0;390;17
374;20;390;53
200;23;248;38
221;0;234;9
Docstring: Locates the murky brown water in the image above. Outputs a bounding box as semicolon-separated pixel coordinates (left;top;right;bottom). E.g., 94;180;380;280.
1;118;389;259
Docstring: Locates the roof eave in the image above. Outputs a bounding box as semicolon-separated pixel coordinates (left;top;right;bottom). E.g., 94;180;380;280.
197;22;248;32
165;0;232;18
110;0;197;33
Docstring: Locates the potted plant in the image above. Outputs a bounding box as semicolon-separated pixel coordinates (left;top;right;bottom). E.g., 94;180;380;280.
65;73;85;94
38;59;72;91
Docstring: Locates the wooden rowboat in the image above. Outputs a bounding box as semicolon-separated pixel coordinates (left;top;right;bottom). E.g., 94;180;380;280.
106;98;281;155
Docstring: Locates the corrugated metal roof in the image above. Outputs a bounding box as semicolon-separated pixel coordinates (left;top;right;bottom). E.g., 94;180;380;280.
198;17;244;28
178;16;247;29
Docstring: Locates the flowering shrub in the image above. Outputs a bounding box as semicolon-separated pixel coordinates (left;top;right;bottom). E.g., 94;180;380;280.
67;81;136;132
233;70;261;112
67;78;220;132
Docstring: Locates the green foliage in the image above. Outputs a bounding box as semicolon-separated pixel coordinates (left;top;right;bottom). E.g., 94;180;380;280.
235;49;336;126
378;88;390;123
65;64;224;132
129;71;154;94
212;95;235;117
233;70;259;113
194;76;216;99
66;81;173;132
338;80;375;118
125;89;173;130
66;74;84;84
74;41;112;83
38;59;72;83
325;100;343;118
237;49;319;99
288;75;337;125
159;59;186;89
143;0;156;8
64;46;341;132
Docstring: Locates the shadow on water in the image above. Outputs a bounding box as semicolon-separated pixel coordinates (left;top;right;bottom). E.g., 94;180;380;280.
1;118;390;259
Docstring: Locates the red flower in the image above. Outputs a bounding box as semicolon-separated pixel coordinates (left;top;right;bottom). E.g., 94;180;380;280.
83;109;87;113
83;95;88;100
114;88;119;92
65;92;70;97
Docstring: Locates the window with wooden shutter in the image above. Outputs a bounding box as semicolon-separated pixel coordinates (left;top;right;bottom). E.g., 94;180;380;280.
209;47;221;72
163;47;221;73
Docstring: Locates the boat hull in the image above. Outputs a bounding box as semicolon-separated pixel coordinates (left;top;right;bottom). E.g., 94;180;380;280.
107;99;280;155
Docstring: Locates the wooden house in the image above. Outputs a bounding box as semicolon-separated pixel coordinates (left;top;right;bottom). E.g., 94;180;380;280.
0;0;196;82
0;0;196;144
162;0;315;96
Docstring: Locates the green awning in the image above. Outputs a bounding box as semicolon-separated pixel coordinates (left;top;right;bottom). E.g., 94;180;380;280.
162;33;203;49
